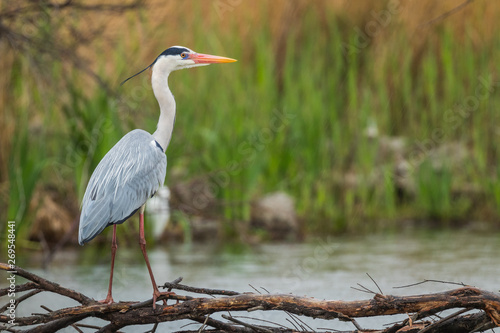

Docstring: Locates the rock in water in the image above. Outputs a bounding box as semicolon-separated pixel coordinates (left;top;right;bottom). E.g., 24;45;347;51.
250;192;298;240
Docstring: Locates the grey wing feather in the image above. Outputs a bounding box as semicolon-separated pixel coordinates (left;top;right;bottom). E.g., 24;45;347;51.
79;129;167;245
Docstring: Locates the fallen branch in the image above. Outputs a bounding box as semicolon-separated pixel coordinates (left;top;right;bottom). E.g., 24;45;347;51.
1;263;499;332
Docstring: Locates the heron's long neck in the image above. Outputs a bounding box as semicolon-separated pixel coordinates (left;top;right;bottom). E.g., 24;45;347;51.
151;71;176;151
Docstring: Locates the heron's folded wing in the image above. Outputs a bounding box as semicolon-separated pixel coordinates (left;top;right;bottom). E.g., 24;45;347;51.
79;130;166;245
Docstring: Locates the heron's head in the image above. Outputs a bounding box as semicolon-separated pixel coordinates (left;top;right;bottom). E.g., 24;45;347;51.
121;46;236;85
155;46;236;71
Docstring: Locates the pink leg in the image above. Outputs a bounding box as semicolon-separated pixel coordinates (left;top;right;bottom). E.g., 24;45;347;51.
139;208;173;309
99;224;117;305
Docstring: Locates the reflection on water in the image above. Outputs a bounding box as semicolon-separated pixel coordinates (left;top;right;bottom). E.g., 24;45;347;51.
4;230;500;332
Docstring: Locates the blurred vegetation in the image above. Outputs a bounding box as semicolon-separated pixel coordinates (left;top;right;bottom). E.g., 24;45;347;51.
1;0;500;244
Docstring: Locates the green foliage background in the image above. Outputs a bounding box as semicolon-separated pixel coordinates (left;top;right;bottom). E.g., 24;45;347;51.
1;1;500;242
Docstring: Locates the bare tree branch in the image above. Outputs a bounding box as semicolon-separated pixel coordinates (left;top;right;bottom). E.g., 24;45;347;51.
1;263;499;332
0;0;144;90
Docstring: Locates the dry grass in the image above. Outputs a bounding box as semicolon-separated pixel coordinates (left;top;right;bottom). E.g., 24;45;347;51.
58;1;500;79
2;1;496;92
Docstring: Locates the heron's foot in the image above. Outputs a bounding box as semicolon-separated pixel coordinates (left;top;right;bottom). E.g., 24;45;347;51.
98;295;114;305
152;290;176;309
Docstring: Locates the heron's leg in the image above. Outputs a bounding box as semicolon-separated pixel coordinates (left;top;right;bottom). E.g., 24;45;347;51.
138;205;173;309
99;224;117;305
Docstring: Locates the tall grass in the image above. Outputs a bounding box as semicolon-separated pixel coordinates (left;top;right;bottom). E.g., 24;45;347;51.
2;1;500;240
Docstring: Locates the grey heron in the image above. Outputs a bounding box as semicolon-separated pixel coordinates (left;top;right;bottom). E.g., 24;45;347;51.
78;46;236;308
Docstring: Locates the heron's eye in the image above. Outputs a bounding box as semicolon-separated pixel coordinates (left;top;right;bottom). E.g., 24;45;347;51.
181;52;188;59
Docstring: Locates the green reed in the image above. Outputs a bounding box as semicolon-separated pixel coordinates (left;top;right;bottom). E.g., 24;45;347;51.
4;4;500;240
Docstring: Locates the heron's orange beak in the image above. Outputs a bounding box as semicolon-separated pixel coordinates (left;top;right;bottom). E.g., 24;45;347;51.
190;53;237;64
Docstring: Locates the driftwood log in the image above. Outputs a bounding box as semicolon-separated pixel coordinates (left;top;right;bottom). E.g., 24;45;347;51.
1;262;499;333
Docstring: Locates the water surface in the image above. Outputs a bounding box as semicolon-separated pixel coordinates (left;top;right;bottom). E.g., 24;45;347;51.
4;230;500;332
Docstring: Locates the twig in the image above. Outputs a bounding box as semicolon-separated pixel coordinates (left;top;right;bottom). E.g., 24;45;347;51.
222;314;273;333
418;308;471;333
231;315;288;329
167;277;184;292
128;293;194;310
247;305;265;312
191;316;253;333
394;279;467;289
286;310;315;332
73;323;105;330
285;317;300;331
366;273;383;295
0;281;37;296
39;304;95;333
350;317;363;331
418;0;476;28
3;264;94;305
71;324;84;333
316;328;342;333
143;322;158;333
352;283;377;295
97;322;126;333
350;286;374;294
40;305;53;313
248;284;261;294
0;289;41;312
160;281;240;296
197;316;210;333
285;311;307;332
0;324;22;333
260;287;270;294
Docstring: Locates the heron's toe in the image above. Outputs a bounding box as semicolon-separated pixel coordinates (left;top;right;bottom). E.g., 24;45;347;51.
98;296;114;305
